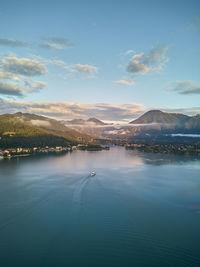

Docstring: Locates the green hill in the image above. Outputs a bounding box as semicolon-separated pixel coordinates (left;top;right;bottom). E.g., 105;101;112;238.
14;112;92;142
0;113;93;148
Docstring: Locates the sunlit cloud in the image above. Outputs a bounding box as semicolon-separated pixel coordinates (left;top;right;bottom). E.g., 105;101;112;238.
0;98;199;121
113;78;135;86
0;99;144;121
63;63;98;78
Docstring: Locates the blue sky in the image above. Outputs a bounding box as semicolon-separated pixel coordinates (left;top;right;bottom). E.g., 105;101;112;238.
0;0;200;121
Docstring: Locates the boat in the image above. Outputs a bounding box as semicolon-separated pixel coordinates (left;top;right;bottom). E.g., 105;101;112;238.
90;171;96;176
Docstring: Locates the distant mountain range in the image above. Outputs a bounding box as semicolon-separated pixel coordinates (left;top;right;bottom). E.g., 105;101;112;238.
62;110;200;140
1;110;200;148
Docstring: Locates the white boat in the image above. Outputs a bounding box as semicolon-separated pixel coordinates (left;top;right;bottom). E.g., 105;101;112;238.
90;171;96;176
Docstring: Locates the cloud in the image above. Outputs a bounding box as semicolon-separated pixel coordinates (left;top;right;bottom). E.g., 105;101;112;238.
113;78;135;86
169;80;200;95
0;80;47;97
0;56;47;97
64;63;98;78
104;129;131;135
24;80;47;93
30;120;51;127
0;82;23;96
0;38;28;47
0;70;21;82
1;56;47;77
40;37;75;50
32;56;98;79
0;99;199;121
0;99;144;121
124;50;135;56
126;45;169;75
0;71;13;79
13;76;20;82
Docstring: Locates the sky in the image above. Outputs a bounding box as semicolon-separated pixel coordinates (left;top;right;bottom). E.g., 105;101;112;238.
0;0;200;122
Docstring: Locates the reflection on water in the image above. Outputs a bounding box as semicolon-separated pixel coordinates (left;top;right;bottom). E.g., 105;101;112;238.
0;147;200;267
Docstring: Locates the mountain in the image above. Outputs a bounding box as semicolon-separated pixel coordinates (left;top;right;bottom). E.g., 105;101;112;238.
62;110;200;141
185;115;200;130
66;117;106;125
0;113;93;148
130;110;189;125
129;110;200;134
87;118;106;125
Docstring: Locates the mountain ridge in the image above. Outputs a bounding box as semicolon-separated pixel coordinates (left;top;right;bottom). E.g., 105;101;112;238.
0;113;93;148
129;110;190;125
66;117;106;125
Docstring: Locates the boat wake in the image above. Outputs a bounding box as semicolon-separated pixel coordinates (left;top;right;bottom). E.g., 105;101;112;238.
72;174;92;216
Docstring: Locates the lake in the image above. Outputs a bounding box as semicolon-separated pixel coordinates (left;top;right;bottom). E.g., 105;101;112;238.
0;146;200;266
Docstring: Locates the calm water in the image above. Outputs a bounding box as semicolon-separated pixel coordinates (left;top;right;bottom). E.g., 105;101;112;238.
0;147;200;267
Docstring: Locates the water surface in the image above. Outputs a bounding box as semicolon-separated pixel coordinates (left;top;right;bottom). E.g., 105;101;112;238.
0;147;200;266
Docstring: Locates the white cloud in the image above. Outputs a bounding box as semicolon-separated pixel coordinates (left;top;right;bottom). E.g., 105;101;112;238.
113;78;135;86
124;50;135;55
31;56;98;79
64;63;98;78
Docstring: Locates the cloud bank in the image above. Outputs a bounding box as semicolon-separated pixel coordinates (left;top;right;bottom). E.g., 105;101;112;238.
0;99;144;121
0;98;199;122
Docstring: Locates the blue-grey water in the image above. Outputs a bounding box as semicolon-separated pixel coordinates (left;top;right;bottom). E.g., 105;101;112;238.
0;146;200;267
